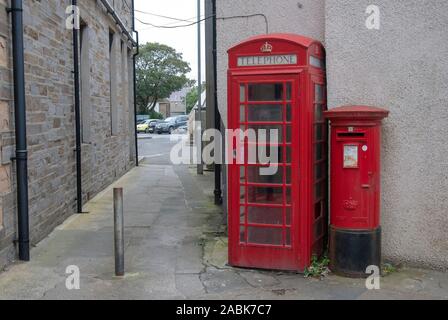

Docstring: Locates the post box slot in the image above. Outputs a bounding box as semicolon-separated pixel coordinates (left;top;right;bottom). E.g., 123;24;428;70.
338;132;365;138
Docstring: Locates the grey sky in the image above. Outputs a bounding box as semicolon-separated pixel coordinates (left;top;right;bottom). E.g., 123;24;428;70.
135;0;206;82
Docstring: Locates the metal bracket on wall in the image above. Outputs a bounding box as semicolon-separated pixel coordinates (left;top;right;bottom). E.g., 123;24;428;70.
6;7;22;14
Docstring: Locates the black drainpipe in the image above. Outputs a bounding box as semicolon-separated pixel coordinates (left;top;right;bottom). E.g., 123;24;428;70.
71;0;83;213
132;0;139;166
212;0;222;205
8;0;30;261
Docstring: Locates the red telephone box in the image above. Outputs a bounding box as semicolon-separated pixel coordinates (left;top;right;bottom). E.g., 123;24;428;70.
325;106;389;277
227;34;327;272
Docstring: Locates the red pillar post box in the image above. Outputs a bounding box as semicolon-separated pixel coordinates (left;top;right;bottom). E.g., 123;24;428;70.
324;106;389;277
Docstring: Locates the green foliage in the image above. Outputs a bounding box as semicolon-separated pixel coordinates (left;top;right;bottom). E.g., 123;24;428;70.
185;83;206;114
136;42;192;114
382;263;398;276
304;255;331;279
149;110;164;120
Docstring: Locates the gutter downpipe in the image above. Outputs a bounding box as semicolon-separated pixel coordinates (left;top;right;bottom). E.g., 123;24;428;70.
71;0;83;214
132;0;139;166
8;0;30;261
212;0;222;205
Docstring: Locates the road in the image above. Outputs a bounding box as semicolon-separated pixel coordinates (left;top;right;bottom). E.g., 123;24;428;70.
138;132;189;165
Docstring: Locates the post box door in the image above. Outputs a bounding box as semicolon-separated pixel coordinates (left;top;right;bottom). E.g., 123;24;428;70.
229;74;302;271
332;131;374;229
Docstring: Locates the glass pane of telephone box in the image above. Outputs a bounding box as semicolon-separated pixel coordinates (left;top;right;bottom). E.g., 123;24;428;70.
315;143;324;161
286;83;292;101
255;145;283;164
315;124;324;141
247;166;283;184
260;147;293;164
240;85;246;103
248;104;282;122
248;124;284;144
315;104;324;122
240;166;246;183
240;226;246;243
315;84;323;103
285;207;292;226
248;83;283;101
315;163;324;180
285;166;292;184
247;186;283;205
248;227;283;246
286;229;292;246
247;206;283;225
240;186;246;204
240;105;246;122
240;206;246;224
286;104;292;122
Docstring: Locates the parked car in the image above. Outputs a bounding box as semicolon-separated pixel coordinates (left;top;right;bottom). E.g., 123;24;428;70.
156;115;189;134
148;120;164;133
137;119;161;133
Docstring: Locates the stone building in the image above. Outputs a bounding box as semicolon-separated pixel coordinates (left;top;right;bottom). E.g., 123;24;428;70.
0;0;137;268
154;87;190;118
215;0;448;270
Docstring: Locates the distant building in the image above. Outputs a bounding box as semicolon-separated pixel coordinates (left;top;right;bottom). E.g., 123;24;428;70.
154;87;191;118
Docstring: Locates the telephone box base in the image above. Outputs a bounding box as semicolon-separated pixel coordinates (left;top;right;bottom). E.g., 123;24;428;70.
329;226;381;278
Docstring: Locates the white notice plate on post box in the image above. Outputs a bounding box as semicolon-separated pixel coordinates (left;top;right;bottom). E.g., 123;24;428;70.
344;145;359;168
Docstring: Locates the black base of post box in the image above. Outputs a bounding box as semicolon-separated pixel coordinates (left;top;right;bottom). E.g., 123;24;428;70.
329;226;381;278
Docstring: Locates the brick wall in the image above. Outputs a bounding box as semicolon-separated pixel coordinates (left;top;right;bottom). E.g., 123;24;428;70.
0;0;136;268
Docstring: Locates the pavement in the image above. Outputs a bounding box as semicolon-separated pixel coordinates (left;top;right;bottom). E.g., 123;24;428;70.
0;134;447;300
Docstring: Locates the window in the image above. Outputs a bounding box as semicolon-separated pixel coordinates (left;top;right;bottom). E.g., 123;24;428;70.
313;83;327;242
128;49;134;161
80;21;91;143
109;30;118;136
120;40;127;134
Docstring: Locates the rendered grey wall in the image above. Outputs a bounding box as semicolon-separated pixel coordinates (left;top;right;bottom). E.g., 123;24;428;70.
325;0;448;270
216;0;325;125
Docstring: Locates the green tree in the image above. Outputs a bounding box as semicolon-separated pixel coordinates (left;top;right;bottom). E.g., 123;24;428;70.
136;42;192;114
149;110;164;120
185;83;206;114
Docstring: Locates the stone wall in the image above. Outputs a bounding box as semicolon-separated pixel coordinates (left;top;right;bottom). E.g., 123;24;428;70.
0;0;136;268
0;0;16;267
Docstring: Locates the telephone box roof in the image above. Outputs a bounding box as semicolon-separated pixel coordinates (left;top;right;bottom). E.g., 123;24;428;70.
228;33;320;53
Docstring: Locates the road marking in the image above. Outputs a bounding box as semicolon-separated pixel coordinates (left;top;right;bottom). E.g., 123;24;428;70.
141;154;168;158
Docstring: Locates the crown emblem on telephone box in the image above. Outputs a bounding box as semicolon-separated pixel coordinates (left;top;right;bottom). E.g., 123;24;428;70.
261;42;273;53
